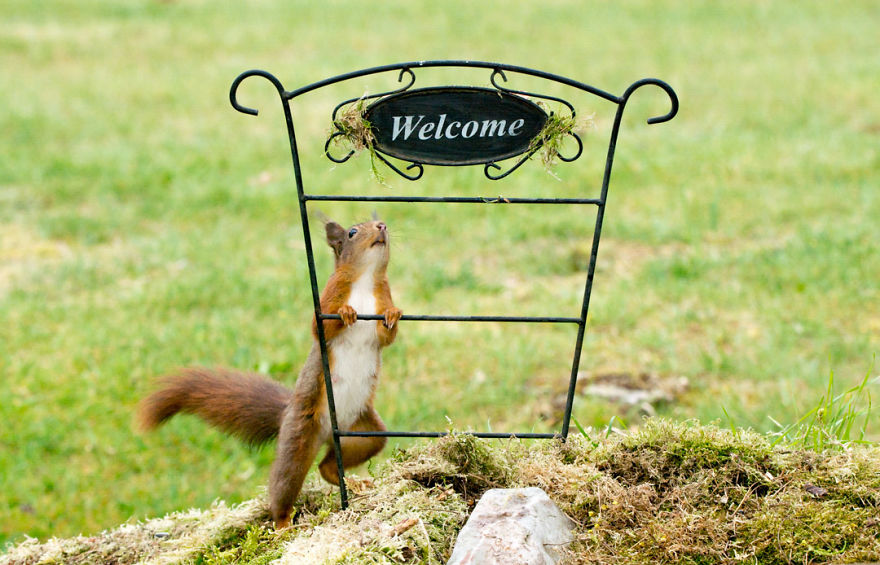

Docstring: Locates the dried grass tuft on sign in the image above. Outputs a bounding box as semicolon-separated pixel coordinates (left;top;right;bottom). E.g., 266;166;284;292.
331;99;375;155
529;104;594;175
328;98;387;184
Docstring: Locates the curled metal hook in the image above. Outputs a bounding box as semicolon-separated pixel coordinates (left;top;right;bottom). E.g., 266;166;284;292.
330;67;416;122
620;78;679;125
490;68;508;88
373;152;424;181
229;69;287;116
324;132;356;164
490;68;576;117
555;131;584;162
483;127;582;181
484;150;536;181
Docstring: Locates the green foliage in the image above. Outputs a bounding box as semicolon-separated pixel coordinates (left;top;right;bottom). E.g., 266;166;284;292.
2;0;879;547
768;361;876;451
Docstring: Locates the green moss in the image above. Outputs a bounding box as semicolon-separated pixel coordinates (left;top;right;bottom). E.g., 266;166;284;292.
189;524;288;565
527;105;588;175
379;423;879;563
278;479;468;565
436;433;516;491
742;493;878;564
327;98;387;184
5;421;877;564
561;421;880;563
387;432;517;503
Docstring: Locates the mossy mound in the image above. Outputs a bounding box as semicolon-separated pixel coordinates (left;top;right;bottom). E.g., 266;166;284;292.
0;498;269;565
3;420;878;564
557;421;880;564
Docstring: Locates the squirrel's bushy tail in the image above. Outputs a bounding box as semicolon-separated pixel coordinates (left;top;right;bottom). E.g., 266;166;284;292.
137;367;292;446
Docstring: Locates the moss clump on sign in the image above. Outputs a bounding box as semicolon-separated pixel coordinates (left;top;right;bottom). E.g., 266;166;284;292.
528;105;593;174
329;99;387;184
331;99;374;155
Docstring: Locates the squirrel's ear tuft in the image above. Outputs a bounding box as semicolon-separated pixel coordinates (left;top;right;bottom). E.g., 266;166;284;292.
313;209;331;225
325;222;345;256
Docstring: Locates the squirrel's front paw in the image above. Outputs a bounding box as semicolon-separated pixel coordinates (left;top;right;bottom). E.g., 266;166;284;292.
338;304;358;326
383;307;402;329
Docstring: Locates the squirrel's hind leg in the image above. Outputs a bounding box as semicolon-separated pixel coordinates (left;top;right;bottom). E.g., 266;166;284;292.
269;405;324;528
318;407;387;485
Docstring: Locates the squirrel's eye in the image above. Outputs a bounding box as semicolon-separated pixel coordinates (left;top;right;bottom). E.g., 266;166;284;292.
348;228;358;239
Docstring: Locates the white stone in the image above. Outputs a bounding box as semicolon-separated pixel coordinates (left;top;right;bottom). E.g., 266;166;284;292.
447;487;574;565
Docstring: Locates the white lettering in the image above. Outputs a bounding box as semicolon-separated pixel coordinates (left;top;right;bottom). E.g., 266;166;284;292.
508;119;525;136
391;115;425;141
435;114;447;139
389;115;525;141
418;122;436;140
480;119;507;137
462;121;478;138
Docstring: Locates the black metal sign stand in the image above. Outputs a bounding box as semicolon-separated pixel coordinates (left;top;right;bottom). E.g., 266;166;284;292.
229;61;678;508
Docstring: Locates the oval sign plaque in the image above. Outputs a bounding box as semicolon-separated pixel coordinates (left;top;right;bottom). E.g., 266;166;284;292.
365;87;548;166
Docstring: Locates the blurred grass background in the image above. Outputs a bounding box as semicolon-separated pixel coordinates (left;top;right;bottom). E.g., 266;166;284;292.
1;0;878;544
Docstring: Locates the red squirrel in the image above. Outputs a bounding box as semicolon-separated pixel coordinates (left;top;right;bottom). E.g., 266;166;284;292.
137;219;401;528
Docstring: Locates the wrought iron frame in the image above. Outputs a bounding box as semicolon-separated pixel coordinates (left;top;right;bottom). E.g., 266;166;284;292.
229;60;678;508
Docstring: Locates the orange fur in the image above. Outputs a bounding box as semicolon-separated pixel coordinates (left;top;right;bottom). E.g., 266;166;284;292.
137;219;400;529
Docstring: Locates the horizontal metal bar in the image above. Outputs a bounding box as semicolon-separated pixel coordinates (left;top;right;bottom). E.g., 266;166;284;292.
319;313;582;324
303;194;602;205
284;60;623;104
338;430;560;439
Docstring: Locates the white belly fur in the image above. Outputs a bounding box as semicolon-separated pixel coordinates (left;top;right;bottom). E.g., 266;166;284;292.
328;270;380;430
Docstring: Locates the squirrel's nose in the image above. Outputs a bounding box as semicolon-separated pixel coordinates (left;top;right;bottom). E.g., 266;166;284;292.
377;222;386;231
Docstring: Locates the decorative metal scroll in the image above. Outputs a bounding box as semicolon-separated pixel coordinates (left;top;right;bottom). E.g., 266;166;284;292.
321;69;587;181
229;61;678;509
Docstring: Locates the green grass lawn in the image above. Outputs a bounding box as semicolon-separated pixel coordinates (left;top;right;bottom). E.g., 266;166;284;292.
2;0;878;545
